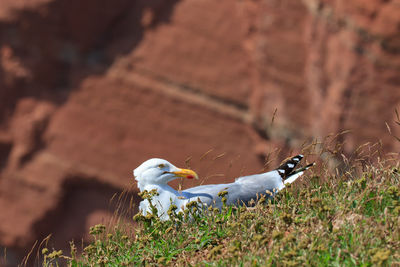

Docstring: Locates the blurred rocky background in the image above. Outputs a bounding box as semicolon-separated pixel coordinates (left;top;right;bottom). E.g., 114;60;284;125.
0;0;399;265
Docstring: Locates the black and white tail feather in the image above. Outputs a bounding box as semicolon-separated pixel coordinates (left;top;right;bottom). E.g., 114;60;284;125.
277;154;315;179
276;154;315;186
276;154;304;179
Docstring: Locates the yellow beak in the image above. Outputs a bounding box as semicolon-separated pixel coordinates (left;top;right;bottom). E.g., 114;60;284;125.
172;168;199;179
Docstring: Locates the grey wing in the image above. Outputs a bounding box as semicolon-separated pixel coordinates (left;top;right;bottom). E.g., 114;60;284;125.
183;170;284;207
183;183;233;207
226;170;284;205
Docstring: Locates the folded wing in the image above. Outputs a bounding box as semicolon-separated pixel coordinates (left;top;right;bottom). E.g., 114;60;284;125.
183;154;312;208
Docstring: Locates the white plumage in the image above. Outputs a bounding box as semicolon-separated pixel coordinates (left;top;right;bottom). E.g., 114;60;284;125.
134;155;313;220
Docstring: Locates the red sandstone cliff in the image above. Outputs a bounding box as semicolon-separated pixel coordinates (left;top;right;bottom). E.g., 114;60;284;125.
0;0;399;264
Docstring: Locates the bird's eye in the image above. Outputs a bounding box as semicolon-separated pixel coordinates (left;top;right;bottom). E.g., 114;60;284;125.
157;164;166;169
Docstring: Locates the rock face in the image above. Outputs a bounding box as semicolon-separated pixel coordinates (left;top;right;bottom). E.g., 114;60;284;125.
0;0;399;264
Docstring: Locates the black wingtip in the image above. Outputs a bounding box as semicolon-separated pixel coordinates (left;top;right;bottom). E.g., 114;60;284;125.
276;154;304;179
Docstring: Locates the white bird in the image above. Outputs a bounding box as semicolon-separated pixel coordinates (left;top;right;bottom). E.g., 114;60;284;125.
134;155;314;220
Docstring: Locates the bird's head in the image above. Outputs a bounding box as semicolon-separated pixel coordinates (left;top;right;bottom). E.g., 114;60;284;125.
133;158;198;188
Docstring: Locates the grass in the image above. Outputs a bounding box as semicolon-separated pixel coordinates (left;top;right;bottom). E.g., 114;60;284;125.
37;152;399;266
25;113;400;266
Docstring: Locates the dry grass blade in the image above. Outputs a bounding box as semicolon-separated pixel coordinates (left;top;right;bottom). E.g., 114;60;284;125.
200;149;214;161
21;240;38;266
271;108;278;126
386;121;400;142
385;122;392;135
213;153;226;161
185;156;192;168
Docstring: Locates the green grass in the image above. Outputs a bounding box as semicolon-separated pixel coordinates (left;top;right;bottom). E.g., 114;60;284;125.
40;156;400;266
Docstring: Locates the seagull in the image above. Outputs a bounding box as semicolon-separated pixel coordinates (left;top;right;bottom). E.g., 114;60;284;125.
134;155;314;220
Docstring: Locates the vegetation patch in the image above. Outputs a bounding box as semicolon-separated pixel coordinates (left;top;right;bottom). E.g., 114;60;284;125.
38;154;399;266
